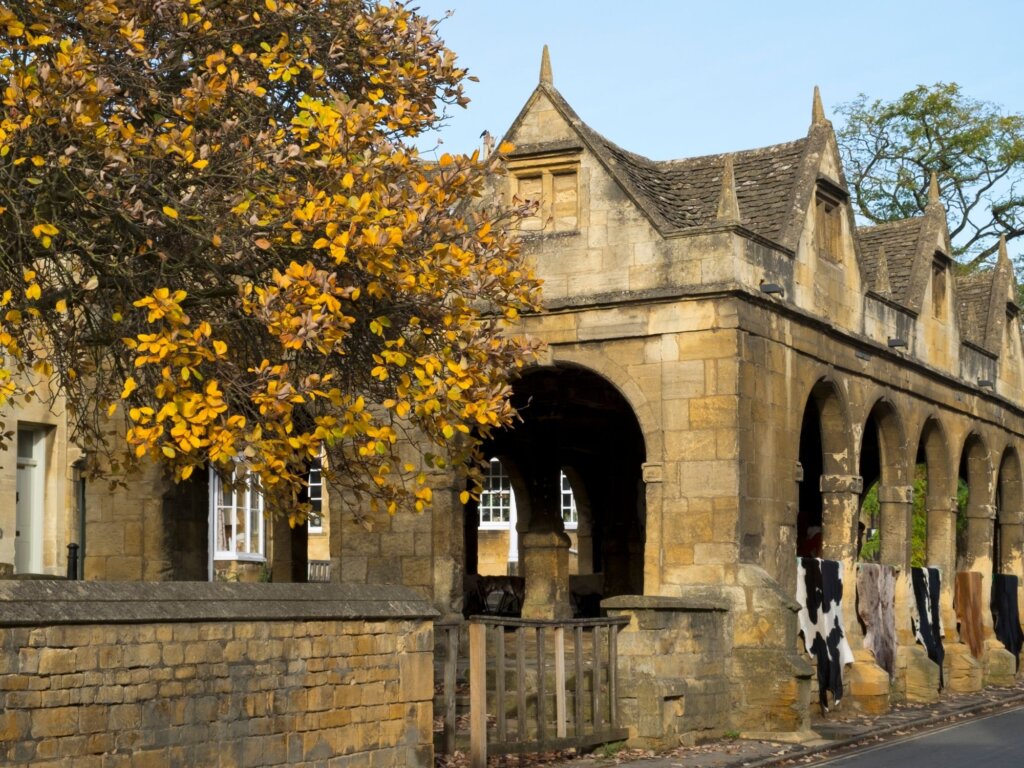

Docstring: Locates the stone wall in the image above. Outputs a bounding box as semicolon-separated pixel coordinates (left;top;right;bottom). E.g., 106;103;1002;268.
0;582;437;767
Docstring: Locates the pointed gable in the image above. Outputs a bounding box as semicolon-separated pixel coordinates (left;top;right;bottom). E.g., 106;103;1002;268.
857;218;926;303
957;270;997;350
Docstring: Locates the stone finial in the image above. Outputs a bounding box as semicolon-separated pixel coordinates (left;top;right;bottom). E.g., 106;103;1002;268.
540;45;552;86
927;171;941;208
873;246;892;296
998;234;1010;266
716;154;741;222
812;85;826;125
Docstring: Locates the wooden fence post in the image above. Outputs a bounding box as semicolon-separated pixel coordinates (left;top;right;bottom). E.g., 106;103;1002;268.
470;621;487;768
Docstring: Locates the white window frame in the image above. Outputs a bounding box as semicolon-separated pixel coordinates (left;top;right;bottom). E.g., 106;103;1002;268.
560;471;578;530
209;464;265;563
307;457;324;534
479;458;515;529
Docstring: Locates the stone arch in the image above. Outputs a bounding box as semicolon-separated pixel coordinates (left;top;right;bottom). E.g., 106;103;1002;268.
914;415;954;572
857;398;910;567
995;446;1024;574
469;363;647;618
544;348;660;460
797;377;854;559
957;432;994;573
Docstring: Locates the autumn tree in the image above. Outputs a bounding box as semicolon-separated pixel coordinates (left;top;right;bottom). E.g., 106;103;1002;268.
0;0;541;519
836;83;1024;270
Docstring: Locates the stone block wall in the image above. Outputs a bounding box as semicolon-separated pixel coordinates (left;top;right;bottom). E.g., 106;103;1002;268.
603;595;731;748
0;582;437;767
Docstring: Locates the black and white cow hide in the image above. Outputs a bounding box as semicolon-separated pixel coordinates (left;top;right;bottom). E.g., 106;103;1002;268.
910;566;944;689
797;557;854;712
991;573;1024;669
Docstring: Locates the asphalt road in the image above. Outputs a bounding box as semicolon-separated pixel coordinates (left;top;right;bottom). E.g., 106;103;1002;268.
816;705;1024;767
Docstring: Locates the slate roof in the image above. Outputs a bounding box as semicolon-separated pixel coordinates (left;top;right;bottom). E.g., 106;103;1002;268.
857;218;925;301
583;129;808;243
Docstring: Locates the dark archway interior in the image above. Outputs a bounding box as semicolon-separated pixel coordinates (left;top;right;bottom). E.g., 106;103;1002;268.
858;416;881;561
466;365;647;607
797;398;824;557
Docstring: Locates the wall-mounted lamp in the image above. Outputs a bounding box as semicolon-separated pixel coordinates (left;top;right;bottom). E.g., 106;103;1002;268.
887;337;908;349
978;378;994;389
759;282;785;296
855;350;871;361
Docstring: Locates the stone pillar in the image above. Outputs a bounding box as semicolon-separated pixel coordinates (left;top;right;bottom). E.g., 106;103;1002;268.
520;530;572;620
1000;521;1024;575
965;503;996;638
642;462;663;596
819;474;862;563
926;498;957;634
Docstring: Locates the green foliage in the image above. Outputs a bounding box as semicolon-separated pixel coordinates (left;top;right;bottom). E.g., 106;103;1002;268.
836;83;1024;272
858;481;880;562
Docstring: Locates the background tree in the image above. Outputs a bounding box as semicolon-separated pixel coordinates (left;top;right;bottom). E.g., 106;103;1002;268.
0;0;541;519
836;83;1024;271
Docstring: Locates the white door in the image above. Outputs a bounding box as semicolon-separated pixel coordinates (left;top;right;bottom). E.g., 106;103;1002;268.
14;429;43;574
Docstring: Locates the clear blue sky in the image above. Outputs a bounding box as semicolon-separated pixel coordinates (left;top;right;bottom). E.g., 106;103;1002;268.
414;0;1024;161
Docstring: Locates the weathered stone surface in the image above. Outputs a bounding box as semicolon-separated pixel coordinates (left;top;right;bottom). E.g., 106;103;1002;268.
846;649;890;715
0;605;434;767
944;642;983;693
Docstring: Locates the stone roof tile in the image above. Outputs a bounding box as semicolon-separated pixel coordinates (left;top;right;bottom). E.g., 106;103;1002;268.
857;218;925;301
583;129;808;243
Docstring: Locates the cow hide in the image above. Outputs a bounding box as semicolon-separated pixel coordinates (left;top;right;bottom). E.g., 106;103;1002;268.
954;571;984;659
856;563;896;677
991;574;1024;669
796;557;854;712
910;566;944;689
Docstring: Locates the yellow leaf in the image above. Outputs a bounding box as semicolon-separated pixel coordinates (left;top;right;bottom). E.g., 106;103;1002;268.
211;234;222;247
161;445;176;458
120;377;137;399
55;299;67;313
265;0;278;9
163;205;179;219
213;340;228;355
192;158;209;170
459;490;470;505
25;284;40;300
31;155;44;166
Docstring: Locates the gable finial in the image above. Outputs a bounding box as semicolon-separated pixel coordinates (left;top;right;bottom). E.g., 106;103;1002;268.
999;234;1010;266
812;85;826;125
927;171;940;208
717;154;741;222
540;45;552;86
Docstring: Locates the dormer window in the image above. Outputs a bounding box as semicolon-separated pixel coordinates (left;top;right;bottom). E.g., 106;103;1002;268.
814;188;842;262
508;153;579;233
932;259;947;320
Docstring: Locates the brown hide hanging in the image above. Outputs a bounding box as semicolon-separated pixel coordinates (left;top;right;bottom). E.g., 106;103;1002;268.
856;563;896;677
954;571;984;659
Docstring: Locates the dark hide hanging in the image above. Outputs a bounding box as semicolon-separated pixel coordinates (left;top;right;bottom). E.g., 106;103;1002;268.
954;571;984;659
796;557;854;712
855;563;896;677
910;566;944;689
991;574;1024;669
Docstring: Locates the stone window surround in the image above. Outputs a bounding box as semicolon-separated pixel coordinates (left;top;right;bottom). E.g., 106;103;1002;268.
507;152;581;234
814;183;845;263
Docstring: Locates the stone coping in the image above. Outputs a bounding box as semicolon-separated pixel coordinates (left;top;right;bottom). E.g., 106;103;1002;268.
602;593;730;612
0;581;438;626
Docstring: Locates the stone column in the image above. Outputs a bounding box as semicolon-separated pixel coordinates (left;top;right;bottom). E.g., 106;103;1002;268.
520;531;572;619
642;462;663;596
519;457;573;620
965;503;996;637
926;498;957;633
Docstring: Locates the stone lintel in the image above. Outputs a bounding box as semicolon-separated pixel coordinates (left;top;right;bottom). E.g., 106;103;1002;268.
877;485;913;504
642;462;664;483
602;593;730;613
819;474;864;494
0;582;439;626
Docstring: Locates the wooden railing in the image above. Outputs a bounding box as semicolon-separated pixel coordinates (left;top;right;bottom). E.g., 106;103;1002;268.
462;615;629;768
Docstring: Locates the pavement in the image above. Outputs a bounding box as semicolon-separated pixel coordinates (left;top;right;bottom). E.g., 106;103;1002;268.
560;679;1024;768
